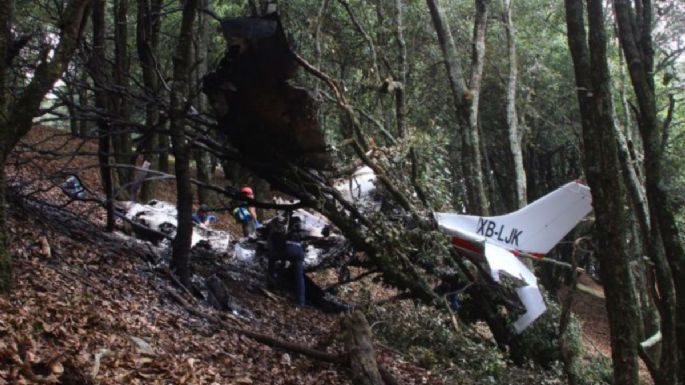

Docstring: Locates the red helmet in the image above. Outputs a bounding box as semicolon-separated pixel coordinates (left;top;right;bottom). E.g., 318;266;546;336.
240;186;253;196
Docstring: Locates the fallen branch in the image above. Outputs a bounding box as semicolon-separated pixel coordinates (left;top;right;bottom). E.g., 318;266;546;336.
165;288;342;363
325;269;379;291
517;251;585;272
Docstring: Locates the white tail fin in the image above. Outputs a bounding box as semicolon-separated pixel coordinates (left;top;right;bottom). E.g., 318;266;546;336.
435;181;592;255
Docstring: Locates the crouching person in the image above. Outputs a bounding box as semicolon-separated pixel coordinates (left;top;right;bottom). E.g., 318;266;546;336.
63;175;85;199
267;229;305;306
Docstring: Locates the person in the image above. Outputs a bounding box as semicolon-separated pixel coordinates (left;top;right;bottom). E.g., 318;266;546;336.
192;204;217;226
232;186;259;237
62;175;85;199
267;228;305;305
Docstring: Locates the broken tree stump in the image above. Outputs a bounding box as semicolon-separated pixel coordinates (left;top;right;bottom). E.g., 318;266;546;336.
203;12;330;168
341;311;384;385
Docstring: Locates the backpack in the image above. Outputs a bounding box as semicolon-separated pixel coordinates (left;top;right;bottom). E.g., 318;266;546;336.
232;206;251;223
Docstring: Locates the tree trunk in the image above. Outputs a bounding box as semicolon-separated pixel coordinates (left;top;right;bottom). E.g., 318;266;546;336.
613;1;685;381
92;0;115;231
393;0;426;205
0;6;9;292
426;0;489;214
502;0;526;209
193;0;213;205
393;0;406;138
341;311;384;385
158;114;170;173
564;1;640;384
0;1;9;116
112;0;134;194
65;80;81;137
77;69;90;137
170;0;198;287
0;166;10;293
137;0;162;201
466;0;490;215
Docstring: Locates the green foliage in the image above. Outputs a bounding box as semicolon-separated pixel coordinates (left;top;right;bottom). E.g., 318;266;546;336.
516;293;581;368
366;301;506;382
574;353;613;385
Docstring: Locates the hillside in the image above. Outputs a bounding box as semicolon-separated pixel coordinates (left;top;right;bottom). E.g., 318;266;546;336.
1;126;619;385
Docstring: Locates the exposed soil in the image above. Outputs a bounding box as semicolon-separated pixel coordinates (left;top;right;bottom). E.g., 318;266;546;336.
559;273;653;384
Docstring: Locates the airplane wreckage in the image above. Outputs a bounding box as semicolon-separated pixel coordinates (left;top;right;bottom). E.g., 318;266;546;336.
122;10;596;359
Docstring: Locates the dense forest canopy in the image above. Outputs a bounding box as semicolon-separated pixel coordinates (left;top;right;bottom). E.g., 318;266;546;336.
0;0;684;384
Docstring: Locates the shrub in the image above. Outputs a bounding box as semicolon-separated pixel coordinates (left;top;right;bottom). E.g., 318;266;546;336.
365;301;506;381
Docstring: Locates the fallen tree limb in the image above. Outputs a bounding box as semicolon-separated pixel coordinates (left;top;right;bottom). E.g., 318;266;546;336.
165;288;342;363
326;269;379;291
517;251;585;272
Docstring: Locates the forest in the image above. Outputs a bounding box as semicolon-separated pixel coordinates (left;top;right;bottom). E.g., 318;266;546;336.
0;0;684;384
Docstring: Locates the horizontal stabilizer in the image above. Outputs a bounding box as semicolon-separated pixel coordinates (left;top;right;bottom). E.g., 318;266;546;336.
435;181;592;255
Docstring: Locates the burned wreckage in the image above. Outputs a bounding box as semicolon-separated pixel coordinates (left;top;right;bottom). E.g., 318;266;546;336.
146;10;595;353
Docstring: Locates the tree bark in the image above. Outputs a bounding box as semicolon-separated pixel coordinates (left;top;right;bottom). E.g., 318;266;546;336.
0;169;10;293
112;0;134;194
192;0;213;205
170;0;198;286
341;311;384;385
613;1;685;381
426;0;489;214
77;68;91;137
0;0;11;116
501;0;526;209
394;0;427;205
393;0;407;138
136;0;162;201
92;0;116;231
466;0;490;215
564;1;641;384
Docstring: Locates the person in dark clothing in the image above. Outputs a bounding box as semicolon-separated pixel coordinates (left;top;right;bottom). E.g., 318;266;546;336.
267;229;305;305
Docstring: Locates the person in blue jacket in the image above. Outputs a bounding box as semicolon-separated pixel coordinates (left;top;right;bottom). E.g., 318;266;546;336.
192;204;216;226
232;186;260;237
63;175;85;199
267;228;305;305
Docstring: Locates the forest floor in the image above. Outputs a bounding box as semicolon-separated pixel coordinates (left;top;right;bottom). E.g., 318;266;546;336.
0;126;644;384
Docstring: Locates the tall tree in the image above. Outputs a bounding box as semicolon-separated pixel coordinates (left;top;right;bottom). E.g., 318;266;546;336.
613;1;685;381
564;0;641;384
0;0;91;292
170;0;198;286
501;0;526;208
192;0;213;205
112;0;134;192
92;0;116;231
426;0;490;214
136;0;163;201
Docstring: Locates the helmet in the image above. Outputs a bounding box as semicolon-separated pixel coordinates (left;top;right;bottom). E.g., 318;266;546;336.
240;186;253;196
